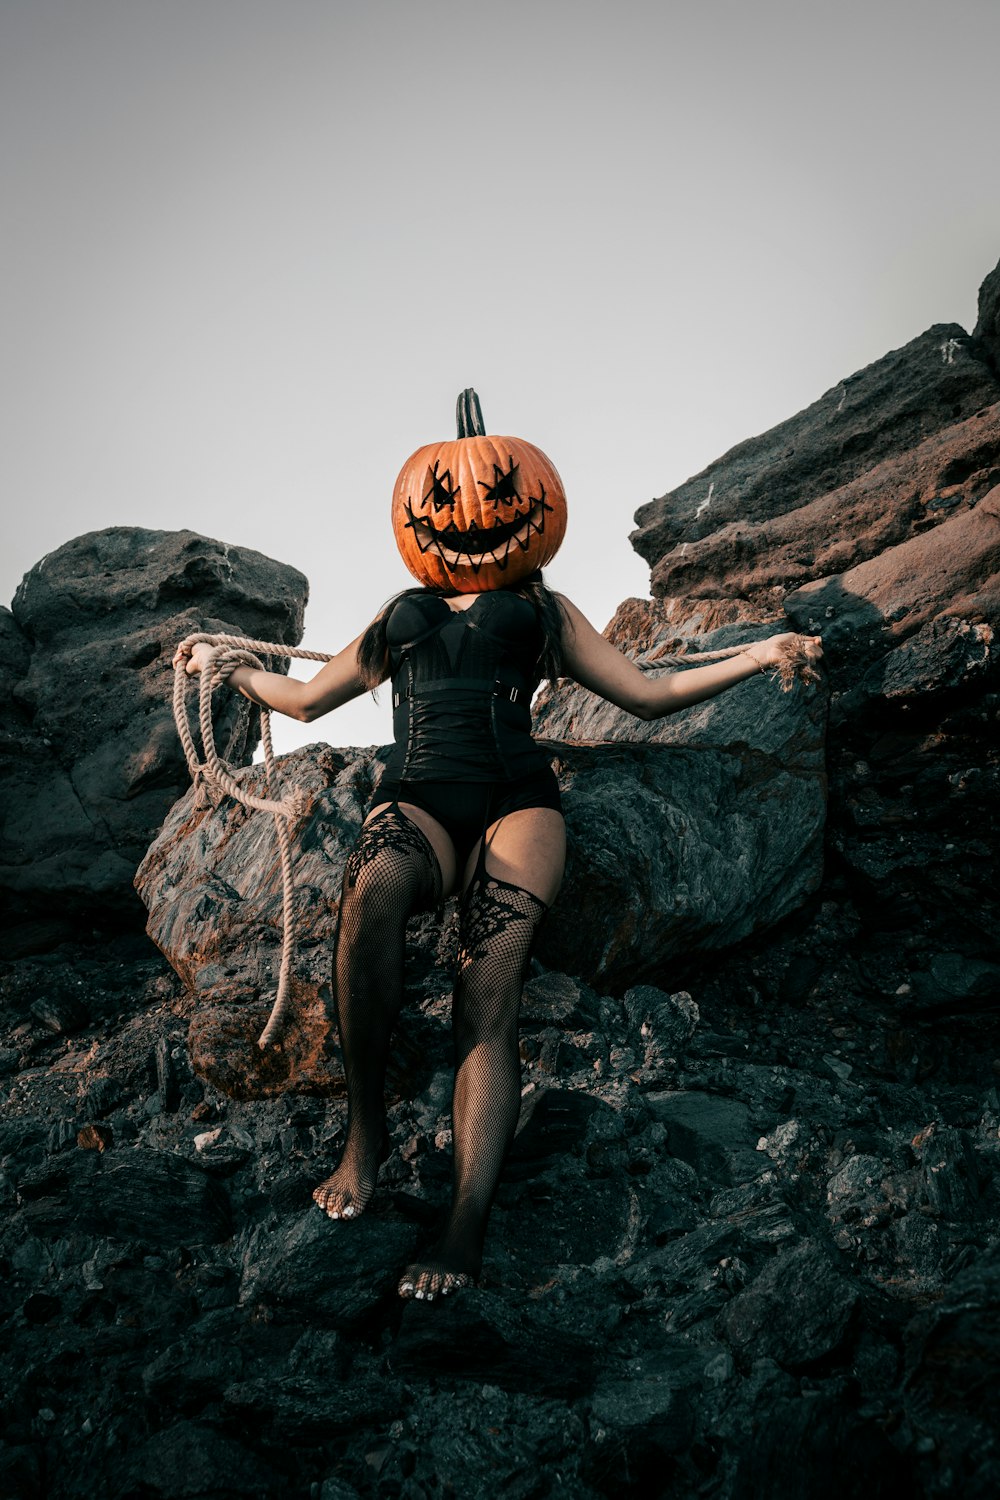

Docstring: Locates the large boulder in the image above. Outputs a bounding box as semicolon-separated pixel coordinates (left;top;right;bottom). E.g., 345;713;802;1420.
1;529;308;952
136;734;826;1096
545;740;825;980
135;744;383;1099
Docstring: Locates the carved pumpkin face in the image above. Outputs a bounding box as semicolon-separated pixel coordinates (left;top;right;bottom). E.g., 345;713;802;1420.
391;389;567;592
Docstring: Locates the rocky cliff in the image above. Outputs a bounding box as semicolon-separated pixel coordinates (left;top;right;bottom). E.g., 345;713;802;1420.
2;259;1000;1500
613;271;1000;983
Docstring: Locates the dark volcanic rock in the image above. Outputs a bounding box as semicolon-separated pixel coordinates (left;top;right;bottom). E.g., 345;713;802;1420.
588;1358;695;1454
631;324;999;570
644;1089;768;1187
900;1240;1000;1495
1;528;308;950
391;1288;597;1395
16;1146;232;1245
110;1421;281;1499
909;952;1000;1012
239;1208;419;1327
141;1309;250;1408
542;740;825;986
3;902;1000;1497
223;1365;405;1444
732;1398;915;1500
974;252;1000;375
221;1326;403;1445
623;984;700;1055
718;1240;860;1369
619;257;1000;973
507;1085;614;1170
862;615;993;704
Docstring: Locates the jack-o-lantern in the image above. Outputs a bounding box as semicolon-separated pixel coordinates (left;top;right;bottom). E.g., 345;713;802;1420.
391;389;567;592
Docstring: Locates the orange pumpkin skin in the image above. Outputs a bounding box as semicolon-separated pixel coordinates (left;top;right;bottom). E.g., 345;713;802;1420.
391;391;567;593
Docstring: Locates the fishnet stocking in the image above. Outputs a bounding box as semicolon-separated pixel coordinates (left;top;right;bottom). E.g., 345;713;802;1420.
399;868;548;1299
313;804;441;1220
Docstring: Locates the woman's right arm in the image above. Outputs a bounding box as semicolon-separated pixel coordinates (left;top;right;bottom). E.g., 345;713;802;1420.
178;630;376;723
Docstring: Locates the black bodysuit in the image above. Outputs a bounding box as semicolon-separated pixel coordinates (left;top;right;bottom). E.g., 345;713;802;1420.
372;588;562;867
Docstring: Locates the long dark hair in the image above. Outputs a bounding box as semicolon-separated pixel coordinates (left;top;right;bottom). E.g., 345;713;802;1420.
357;569;566;692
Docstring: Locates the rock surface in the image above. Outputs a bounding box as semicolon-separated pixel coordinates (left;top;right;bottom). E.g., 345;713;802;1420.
783;483;1000;661
1;529;308;953
3;915;999;1500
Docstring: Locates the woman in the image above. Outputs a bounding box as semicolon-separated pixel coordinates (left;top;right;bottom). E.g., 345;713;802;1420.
181;393;823;1303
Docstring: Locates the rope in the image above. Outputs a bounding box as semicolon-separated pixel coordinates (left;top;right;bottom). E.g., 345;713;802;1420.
170;627;820;1051
172;633;332;1050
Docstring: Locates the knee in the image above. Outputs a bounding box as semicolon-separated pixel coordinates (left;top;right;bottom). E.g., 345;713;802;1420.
455;932;538;996
452;986;522;1051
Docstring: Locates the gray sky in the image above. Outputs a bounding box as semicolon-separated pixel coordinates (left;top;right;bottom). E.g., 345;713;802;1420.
3;0;999;753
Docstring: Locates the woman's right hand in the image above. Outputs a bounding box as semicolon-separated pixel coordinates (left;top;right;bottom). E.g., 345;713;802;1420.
173;641;214;676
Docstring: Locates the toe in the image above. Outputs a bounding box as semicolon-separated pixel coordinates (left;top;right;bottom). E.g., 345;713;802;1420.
398;1263;474;1302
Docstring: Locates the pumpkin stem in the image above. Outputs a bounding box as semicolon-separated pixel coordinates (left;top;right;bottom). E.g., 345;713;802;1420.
456;388;486;438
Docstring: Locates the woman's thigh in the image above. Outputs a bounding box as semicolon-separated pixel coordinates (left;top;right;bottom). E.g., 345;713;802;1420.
462;807;566;906
365;799;460;900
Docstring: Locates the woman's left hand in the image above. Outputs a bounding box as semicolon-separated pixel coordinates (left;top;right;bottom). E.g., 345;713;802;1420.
758;632;823;669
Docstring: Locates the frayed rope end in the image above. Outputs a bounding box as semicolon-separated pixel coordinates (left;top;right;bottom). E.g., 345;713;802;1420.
771;636;823;691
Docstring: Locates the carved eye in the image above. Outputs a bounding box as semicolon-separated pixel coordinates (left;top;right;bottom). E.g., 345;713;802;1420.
422;462;460;511
477;457;519;507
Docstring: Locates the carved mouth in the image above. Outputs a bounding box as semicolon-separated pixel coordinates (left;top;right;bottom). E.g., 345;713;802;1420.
404;492;552;573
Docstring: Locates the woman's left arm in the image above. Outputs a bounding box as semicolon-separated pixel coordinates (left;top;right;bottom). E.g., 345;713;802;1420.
556;594;823;719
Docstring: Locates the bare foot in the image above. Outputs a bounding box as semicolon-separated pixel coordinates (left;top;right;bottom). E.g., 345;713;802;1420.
312;1130;390;1221
398;1254;476;1302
